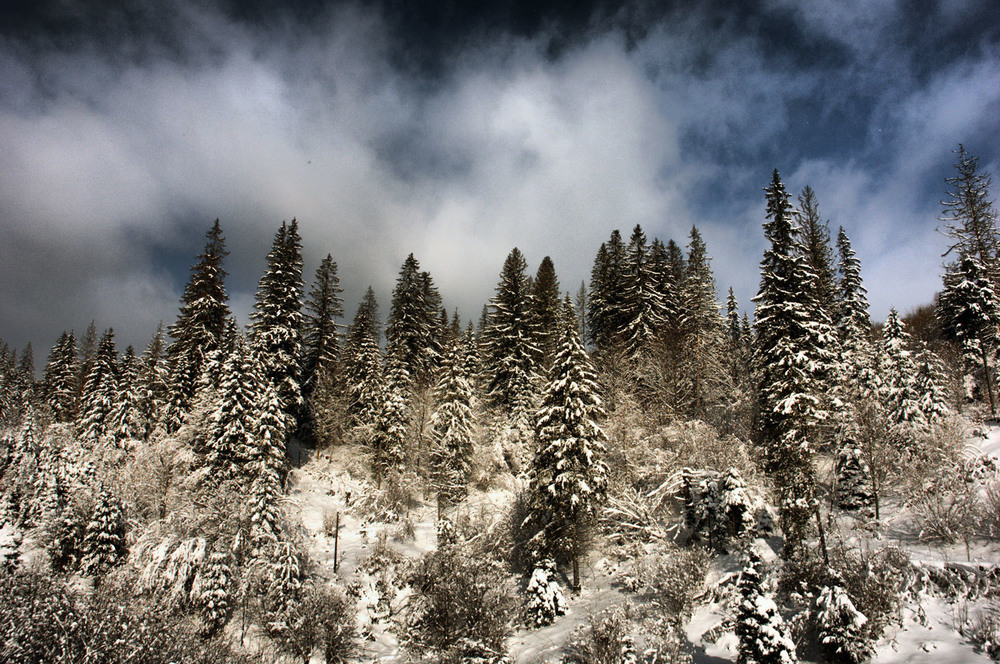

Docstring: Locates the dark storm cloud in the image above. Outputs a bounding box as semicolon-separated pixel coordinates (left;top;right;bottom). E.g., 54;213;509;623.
0;0;998;358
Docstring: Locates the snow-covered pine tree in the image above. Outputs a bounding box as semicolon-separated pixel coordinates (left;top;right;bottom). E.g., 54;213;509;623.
138;323;170;435
587;230;628;351
251;219;305;423
249;382;287;550
938;254;1000;415
430;342;475;510
525;559;566;627
387;254;442;389
530;256;563;372
191;550;234;635
678;226;730;420
82;486;127;577
301;253;344;397
752;170;836;559
109;345;146;447
815;582;872;664
940;144;1000;285
833;443;871;512
913;345;951;423
342;288;384;428
798;186;838;323
370;357;408;486
735;549;797;664
165;220;230;422
528;297;608;590
206;333;260;477
834;227;871;360
621;224;661;361
882;308;924;427
78;329;119;443
484;248;541;417
43;330;79;423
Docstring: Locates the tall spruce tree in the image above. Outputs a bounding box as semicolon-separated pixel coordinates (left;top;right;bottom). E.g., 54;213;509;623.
138;324;170;435
251;219;305;422
370;357;408;485
301;253;344;396
342;288;384;427
43;331;78;423
587;230;627;351
79;329;119;443
752;170;836;559
940;144;1000;284
206;334;261;477
798;186;838;320
484;248;540;416
109;346;145;446
386;254;441;389
530;256;563;372
430;342;476;511
621;224;660;360
938;254;1000;415
882;308;924;426
528;298;608;590
166;220;230;418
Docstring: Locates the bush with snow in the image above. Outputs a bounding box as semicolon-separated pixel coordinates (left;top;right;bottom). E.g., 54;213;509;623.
561;604;637;664
815;583;873;664
525;559;566;627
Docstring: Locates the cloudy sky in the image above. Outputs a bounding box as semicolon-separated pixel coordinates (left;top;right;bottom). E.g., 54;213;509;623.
1;0;999;359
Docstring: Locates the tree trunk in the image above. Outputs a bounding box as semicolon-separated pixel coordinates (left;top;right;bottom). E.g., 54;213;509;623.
572;518;581;592
814;504;829;566
982;346;996;418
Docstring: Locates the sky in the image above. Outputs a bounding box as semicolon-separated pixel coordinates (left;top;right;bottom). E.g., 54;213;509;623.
1;0;999;360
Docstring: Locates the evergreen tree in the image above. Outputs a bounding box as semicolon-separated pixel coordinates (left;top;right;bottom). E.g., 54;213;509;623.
249;382;287;550
206;334;260;476
166;220;230;418
735;549;797;664
940;144;999;283
192;551;234;635
16;343;34;392
138;324;170;434
798;186;838;320
77;321;98;405
386;254;441;389
43;331;79;423
301;254;344;396
678;226;729;419
484;248;540;416
913;346;951;423
938;254;1000;415
530;256;563;371
430;342;476;510
109;346;145;446
882;308;924;426
370;358;408;485
82;486;127;577
816;582;872;664
621;224;660;360
342;288;384;427
834;443;871;512
752;170;836;558
79;329;119;443
587;230;627;351
528;298;608;590
251;219;305;422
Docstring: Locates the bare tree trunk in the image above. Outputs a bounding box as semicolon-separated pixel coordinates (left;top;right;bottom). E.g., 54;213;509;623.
982;346;996;418
572;517;581;592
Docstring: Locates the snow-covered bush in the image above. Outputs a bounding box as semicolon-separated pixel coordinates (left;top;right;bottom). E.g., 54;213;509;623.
681;467;763;552
561;604;637;664
404;539;518;663
525;559;566;627
815;583;873;664
966;607;1000;661
736;549;797;664
349;535;412;633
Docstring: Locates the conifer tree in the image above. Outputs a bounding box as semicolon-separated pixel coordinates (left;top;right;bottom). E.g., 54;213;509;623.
301;253;344;396
816;582;871;664
882;308;924;426
753;170;836;558
249;382;287;550
913;346;951;423
79;329;119;443
251;219;305;422
166;220;230;418
798;186;838;320
192;550;234;635
370;358;408;485
206;334;260;476
43;331;79;423
430;342;476;510
587;230;627;350
679;226;729;419
109;346;145;446
735;550;797;664
77;321;98;406
138;324;170;434
342;288;384;427
530;256;563;371
621;224;660;360
938;254;1000;415
386;254;441;389
82;486;127;577
940;144;999;283
484;248;540;416
528;298;608;590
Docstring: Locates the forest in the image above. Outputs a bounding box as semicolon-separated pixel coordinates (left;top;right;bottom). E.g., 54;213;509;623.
2;145;1000;664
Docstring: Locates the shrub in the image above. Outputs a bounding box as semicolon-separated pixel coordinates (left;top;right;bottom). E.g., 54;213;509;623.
562;604;637;664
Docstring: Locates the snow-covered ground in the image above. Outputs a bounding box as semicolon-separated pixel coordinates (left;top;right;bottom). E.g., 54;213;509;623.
281;424;1000;663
